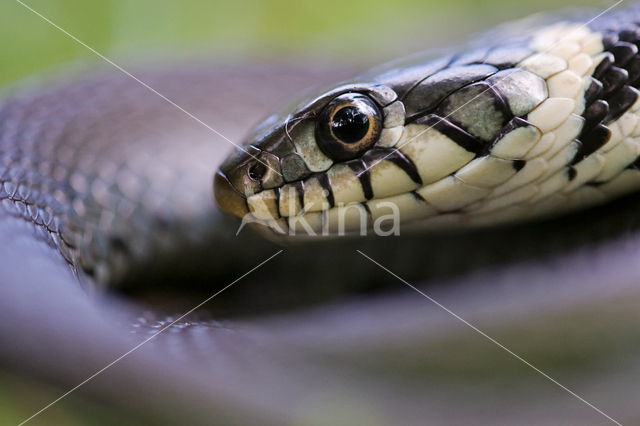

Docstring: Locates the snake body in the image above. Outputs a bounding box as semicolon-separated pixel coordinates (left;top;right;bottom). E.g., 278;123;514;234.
4;6;640;424
217;7;640;238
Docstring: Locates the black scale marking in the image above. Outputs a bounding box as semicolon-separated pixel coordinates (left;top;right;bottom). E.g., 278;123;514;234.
345;147;423;202
512;159;526;171
291;180;305;211
362;148;423;185
316;173;335;208
273;186;282;218
414;114;485;154
629;154;640;170
323;7;640;204
385;8;640;182
410;190;426;202
346;159;374;200
576;14;640;170
361;202;373;227
395;44;540;158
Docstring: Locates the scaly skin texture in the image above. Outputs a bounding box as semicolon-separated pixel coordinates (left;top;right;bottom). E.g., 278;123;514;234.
4;8;640;425
0;63;355;289
218;7;640;238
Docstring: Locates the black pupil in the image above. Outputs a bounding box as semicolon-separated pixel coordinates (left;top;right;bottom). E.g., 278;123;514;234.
248;161;266;181
331;106;369;143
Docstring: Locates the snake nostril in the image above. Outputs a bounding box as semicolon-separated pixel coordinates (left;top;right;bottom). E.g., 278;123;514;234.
248;161;267;181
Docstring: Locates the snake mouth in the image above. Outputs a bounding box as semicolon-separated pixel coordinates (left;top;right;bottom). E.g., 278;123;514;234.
214;171;249;218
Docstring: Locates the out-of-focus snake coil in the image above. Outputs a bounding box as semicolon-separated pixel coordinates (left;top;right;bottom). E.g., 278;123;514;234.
3;6;640;425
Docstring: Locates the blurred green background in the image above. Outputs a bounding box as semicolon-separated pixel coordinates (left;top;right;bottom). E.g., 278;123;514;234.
0;0;616;424
2;0;607;86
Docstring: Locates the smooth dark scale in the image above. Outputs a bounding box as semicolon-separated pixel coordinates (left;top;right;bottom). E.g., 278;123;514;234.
399;47;530;156
331;107;369;143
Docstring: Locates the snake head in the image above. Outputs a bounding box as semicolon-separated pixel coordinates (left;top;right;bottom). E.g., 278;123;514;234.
215;82;406;236
217;23;635;237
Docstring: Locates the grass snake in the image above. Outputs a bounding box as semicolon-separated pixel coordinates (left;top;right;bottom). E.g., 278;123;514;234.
4;5;640;425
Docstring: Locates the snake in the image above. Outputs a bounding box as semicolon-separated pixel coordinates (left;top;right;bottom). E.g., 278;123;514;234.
4;5;640;425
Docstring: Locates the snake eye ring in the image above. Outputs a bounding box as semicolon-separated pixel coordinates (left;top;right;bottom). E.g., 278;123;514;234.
315;93;382;161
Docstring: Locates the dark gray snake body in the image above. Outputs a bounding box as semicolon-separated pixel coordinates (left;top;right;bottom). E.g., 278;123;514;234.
3;7;640;425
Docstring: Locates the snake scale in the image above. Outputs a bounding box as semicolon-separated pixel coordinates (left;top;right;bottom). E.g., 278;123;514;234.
216;6;640;239
4;5;640;425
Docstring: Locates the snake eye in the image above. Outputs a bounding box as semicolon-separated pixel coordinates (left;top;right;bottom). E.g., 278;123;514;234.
315;93;382;161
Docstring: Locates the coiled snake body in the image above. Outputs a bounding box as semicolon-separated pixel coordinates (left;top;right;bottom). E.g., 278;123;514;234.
4;6;640;425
